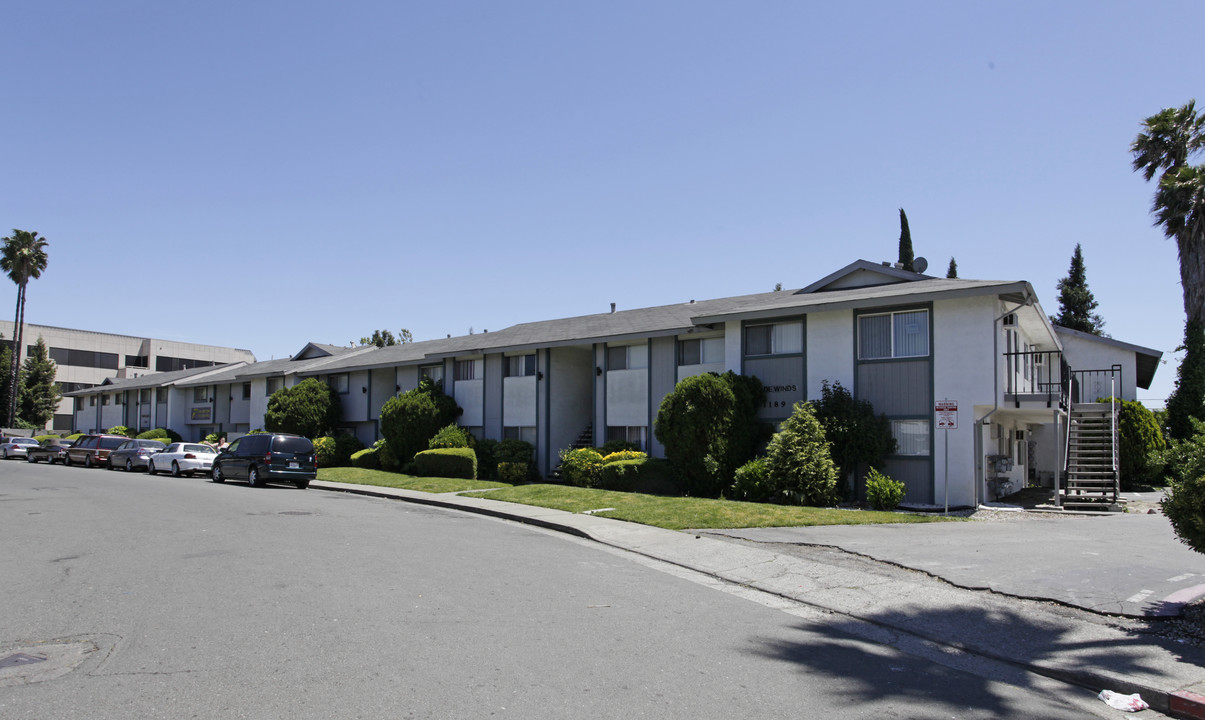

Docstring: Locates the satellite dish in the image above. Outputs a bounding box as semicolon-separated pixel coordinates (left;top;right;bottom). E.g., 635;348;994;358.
913;257;928;273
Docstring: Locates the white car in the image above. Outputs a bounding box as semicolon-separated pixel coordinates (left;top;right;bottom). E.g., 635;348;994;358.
148;443;218;477
0;437;41;459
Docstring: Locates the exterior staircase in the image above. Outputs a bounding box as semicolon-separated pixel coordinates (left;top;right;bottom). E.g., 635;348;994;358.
548;423;594;481
1063;402;1121;511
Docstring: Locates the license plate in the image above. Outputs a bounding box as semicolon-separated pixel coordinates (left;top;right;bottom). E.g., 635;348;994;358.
288;462;299;469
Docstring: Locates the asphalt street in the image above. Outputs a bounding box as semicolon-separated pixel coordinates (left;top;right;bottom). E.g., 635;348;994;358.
0;461;1121;719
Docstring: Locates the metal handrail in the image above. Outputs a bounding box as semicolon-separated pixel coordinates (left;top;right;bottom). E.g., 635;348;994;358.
1001;350;1067;408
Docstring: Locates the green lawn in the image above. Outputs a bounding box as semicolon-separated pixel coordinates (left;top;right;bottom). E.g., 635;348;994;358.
316;467;509;494
317;468;958;530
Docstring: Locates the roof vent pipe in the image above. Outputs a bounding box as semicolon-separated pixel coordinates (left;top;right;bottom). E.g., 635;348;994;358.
610;303;616;313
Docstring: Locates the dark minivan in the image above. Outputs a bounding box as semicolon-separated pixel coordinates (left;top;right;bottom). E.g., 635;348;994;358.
211;433;316;489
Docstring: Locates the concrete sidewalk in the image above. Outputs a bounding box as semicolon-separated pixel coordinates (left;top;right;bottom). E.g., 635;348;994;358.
312;481;1205;718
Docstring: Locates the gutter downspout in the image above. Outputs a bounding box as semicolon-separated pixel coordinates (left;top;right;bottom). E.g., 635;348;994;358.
977;295;1032;506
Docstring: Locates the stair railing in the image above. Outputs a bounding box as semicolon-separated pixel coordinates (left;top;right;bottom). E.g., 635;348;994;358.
1110;375;1118;500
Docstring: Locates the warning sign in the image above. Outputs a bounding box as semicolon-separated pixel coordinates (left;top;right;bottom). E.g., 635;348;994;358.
935;400;958;430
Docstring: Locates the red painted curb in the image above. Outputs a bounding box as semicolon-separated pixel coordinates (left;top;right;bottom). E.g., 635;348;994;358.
1171;690;1205;720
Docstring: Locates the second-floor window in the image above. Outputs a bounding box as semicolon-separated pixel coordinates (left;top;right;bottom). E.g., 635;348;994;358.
193;387;208;403
607;344;648;371
504;355;536;377
745;321;803;356
328;374;349;394
678;337;724;366
266;377;283;396
858;309;929;360
454;359;480;381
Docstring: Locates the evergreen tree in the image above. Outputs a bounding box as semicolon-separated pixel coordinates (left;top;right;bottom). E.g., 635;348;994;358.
946;257;958;278
0;337;13;425
897;208;914;271
18;337;59;427
1050;244;1105;335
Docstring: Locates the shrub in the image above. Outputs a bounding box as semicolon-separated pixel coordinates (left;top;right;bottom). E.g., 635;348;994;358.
413;447;477;479
107;425;133;437
497;462;528;484
379;378;462;464
1099;397;1167;488
475;438;499;479
376;439;402;472
264;378;342;439
1160;418;1205;553
429;423;475;449
599;459;645;492
313;437;337;467
1166;320;1205;440
718;371;767;475
812;380;895;499
729;458;774;502
560;447;604;487
203;432;221;444
600;439;639;455
764;402;840;506
497;439;536;481
865;467;905;511
351;447;381;469
136;427;182;443
34;434;61;442
602;450;647;464
334;434;364;466
65;433;84;441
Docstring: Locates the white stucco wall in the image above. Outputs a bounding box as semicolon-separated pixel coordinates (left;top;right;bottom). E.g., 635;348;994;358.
1057;332;1139;401
456;379;484;426
606;369;648;427
932;296;997;508
503;376;537;427
805;309;854;398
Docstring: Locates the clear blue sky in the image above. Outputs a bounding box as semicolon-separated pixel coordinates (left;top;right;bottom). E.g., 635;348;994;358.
3;1;1200;405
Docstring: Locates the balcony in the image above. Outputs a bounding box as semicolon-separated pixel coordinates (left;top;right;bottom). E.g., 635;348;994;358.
1003;350;1123;408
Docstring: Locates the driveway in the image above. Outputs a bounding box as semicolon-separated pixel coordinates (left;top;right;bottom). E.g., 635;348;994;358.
699;502;1205;617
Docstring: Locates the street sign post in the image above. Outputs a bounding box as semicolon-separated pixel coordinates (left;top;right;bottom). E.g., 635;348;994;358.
935;400;958;513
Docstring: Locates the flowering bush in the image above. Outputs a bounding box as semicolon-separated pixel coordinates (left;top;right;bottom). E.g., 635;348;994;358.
560;447;604;487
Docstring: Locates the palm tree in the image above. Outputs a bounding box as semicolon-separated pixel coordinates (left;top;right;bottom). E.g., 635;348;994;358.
1;230;49;427
1131;101;1205;327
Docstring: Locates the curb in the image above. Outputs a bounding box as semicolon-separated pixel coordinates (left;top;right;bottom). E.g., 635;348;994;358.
309;481;1195;718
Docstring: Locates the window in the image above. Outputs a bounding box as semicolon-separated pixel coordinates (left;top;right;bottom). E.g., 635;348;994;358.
89;395;96;407
678;337;724;366
503;426;538;444
156;387;168;402
125;355;148;368
47;347;119;370
454;359;479;381
421;364;444;384
139;389;151;403
858;309;929;360
266;377;283;396
504;355;536;378
605;426;647;451
156;356;219;373
744;321;803;356
115;393;123;405
607;344;648;371
193;387;208;403
891;419;930;456
242;383;251;400
328;373;349;394
101;394;110;406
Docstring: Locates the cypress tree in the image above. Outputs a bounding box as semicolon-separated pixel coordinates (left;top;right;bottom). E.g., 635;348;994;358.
1166;320;1205;439
946;257;958;278
1050;244;1105;335
18;337;59;428
897;208;914;271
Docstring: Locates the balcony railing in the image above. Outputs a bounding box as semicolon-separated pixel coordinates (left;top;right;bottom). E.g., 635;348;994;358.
1002;350;1068;408
1068;365;1124;405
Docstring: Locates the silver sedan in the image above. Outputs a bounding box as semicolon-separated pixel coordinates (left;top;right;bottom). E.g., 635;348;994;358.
149;443;218;477
1;437;41;460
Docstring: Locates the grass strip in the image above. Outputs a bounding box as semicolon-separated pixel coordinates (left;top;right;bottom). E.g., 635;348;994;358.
317;467;509;494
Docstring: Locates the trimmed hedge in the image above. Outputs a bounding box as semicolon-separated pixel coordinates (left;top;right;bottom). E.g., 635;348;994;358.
599;459;644;491
497;462;528;484
413;447;477;479
351;447;381;469
136;427;183;443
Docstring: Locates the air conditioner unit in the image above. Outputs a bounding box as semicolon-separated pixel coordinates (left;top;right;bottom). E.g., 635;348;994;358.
1002;314;1017;326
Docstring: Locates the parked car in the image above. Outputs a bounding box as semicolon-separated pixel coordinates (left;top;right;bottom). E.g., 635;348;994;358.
107;439;167;472
0;437;41;459
211;433;316;489
149;442;217;477
27;437;75;464
65;434;131;468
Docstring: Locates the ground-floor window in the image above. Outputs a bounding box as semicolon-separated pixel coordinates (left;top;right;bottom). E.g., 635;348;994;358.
605;425;646;451
890;419;930;456
504;426;537;444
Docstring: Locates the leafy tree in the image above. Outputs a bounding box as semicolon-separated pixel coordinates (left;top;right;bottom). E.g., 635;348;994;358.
0;337;14;425
1132;101;1205;438
18;337;59;428
897;208;914;272
773;282;783;292
764;402;840;506
360;329;414;347
655;373;736;497
811;380;895;498
378;377;462;464
1;230;49;427
946;257;958;279
263;378;342;439
1050;244;1105;335
719;371;767;476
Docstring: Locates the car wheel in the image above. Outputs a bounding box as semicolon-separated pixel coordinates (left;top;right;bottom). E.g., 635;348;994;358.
211;465;225;483
294;480;309;490
147;460;156;475
85;455;94;469
107;458;116;470
126;460;134;472
171;461;182;478
248;466;261;487
2;449;8;460
26;454;36;463
64;455;72;467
